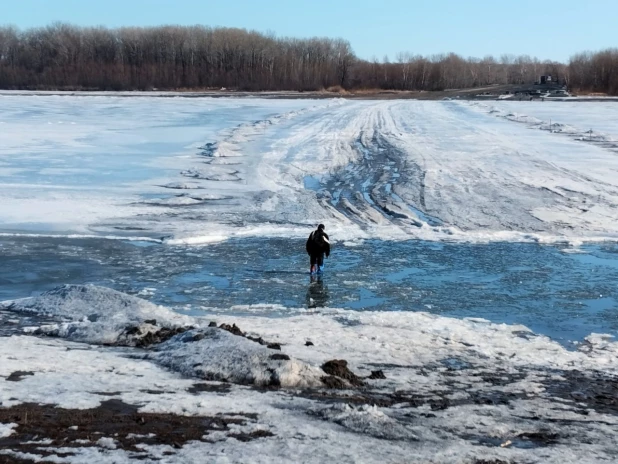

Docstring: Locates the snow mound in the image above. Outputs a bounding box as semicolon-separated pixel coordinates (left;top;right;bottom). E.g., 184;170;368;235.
153;328;325;388
1;284;190;345
1;285;332;388
313;404;418;441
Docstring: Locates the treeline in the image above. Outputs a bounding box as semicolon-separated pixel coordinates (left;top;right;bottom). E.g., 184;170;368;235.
0;24;353;91
0;23;615;94
569;49;618;95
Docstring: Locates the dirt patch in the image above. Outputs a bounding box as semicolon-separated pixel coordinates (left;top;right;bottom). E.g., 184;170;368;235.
229;429;274;442
187;382;231;394
321;360;364;387
219;323;244;337
367;370;386;380
0;399;271;459
0;455;38;464
544;370;618;416
473;460;512;464
6;371;34;382
320;376;350;389
124;324;191;347
139;389;174;395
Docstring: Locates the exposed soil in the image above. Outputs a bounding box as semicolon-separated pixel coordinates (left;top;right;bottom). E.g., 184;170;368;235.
5;372;34;382
0;399;271;462
304;364;618;419
125;325;191;347
217;322;281;350
318;359;368;389
187;382;232;394
544;369;618;416
321;359;365;387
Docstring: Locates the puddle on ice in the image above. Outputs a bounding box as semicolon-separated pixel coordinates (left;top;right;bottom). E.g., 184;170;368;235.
0;236;617;345
303;175;322;191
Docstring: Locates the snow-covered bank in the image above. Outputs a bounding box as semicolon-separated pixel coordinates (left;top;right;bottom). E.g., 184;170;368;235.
1;285;617;463
3;285;327;388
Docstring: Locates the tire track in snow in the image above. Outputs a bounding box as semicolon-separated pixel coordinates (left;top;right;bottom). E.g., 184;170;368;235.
302;104;445;233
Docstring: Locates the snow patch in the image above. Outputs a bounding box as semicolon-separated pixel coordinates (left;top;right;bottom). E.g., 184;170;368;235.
95;437;117;449
313;404;418;440
0;423;17;438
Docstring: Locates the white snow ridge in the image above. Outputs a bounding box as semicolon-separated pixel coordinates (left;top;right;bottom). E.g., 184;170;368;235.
1;285;325;388
3;284;190;345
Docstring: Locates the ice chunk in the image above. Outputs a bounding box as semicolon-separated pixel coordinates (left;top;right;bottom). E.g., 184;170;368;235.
153;328;325;388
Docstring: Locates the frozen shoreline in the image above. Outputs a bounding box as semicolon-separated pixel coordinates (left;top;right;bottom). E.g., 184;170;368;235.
2;89;618;102
1;285;617;463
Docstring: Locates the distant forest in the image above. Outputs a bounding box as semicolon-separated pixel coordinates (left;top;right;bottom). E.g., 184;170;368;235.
0;23;616;94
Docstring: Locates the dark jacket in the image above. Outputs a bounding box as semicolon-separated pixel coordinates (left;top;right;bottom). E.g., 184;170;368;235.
306;229;330;257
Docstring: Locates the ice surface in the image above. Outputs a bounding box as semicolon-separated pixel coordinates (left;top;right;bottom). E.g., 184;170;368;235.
2;236;617;343
159;98;618;244
479;101;618;141
3;95;618;245
0;95;318;236
3;93;618;461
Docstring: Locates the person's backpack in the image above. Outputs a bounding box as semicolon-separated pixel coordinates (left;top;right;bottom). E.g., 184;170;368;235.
313;230;329;247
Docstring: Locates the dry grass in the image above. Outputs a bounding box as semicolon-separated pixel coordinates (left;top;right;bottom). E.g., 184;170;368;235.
325;85;348;94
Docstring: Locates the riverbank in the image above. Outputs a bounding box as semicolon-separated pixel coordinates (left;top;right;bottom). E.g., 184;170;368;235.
1;285;617;463
2;88;617;101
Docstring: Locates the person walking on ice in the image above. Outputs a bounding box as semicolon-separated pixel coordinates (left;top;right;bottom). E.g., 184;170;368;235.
306;224;330;274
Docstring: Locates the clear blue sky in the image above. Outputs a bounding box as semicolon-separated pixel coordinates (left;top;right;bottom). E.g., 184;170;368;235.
3;0;616;63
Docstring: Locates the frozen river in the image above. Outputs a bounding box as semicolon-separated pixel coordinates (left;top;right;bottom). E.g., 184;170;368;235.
1;235;618;346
